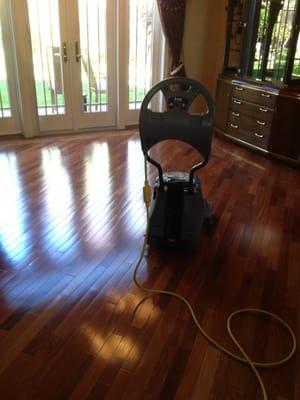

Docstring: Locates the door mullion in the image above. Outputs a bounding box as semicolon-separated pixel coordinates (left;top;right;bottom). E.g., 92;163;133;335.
58;0;74;129
68;0;86;129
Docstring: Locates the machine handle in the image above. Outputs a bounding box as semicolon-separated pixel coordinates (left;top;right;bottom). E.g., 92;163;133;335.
146;154;163;185
189;159;208;191
139;77;214;189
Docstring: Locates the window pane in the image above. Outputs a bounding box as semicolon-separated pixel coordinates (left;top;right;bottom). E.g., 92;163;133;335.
292;33;300;79
129;0;154;110
78;0;108;113
27;0;65;116
0;19;11;118
252;0;298;85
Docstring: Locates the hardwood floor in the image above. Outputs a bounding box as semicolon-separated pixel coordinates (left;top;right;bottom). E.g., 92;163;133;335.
0;130;299;399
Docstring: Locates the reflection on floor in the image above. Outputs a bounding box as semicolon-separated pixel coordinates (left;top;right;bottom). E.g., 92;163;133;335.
0;131;299;399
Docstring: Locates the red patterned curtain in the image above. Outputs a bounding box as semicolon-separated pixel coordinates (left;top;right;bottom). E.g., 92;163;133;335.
157;0;186;76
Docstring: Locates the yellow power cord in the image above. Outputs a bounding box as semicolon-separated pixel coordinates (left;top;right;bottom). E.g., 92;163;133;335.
133;156;297;400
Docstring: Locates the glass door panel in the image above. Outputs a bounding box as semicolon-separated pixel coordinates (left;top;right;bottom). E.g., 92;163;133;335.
70;0;115;129
27;0;72;131
78;0;108;113
122;0;164;126
129;0;154;111
0;0;20;134
0;22;10;118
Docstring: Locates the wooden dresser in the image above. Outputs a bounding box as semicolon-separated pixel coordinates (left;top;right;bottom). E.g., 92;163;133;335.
215;75;300;166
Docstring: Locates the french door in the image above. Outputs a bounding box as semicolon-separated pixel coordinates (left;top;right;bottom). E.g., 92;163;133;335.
26;0;114;131
0;0;20;134
24;0;164;133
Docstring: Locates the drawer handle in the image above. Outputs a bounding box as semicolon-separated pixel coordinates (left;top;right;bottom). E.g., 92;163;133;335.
257;120;266;126
259;107;269;113
254;132;264;138
261;93;271;98
230;123;239;129
233;99;242;105
232;111;240;117
235;86;244;91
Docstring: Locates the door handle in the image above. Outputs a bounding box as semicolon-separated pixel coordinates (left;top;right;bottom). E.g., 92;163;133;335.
75;41;81;62
62;42;68;63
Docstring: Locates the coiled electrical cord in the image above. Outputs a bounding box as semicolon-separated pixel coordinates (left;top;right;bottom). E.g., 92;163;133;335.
132;156;296;400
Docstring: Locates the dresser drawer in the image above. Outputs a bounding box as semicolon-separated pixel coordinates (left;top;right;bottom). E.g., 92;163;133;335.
227;123;269;149
232;84;277;108
231;98;274;123
229;113;271;136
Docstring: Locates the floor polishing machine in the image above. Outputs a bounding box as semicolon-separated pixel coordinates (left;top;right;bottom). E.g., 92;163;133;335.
139;77;214;249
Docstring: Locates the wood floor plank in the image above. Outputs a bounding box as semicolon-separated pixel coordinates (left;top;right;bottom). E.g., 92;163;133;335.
0;131;299;399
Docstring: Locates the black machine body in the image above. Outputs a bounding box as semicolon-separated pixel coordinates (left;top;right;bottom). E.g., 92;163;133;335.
150;172;212;248
139;77;214;249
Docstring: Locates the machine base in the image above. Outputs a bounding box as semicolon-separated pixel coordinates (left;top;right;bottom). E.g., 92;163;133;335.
148;172;213;249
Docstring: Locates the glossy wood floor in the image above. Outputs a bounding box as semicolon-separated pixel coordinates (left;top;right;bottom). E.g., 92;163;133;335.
0;130;299;400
